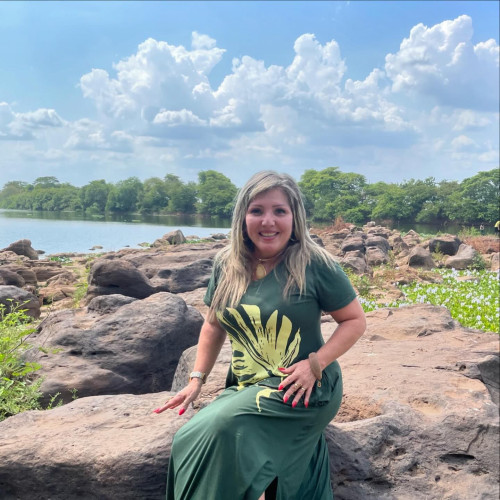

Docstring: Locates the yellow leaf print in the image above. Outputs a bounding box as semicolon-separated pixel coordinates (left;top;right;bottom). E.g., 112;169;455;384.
217;304;301;388
256;388;279;413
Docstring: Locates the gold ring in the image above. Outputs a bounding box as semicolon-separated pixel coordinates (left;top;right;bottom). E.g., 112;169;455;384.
293;383;302;389
299;387;305;392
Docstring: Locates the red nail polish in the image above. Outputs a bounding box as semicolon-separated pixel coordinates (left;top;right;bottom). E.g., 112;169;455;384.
283;396;288;403
305;402;309;408
153;409;160;413
179;408;185;416
292;401;297;408
278;367;286;372
278;385;283;390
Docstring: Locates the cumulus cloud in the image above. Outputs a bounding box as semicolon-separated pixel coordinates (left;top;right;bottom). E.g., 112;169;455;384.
385;15;499;111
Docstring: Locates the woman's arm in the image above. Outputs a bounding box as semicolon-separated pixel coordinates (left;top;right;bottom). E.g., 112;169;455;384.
154;316;227;415
279;298;366;408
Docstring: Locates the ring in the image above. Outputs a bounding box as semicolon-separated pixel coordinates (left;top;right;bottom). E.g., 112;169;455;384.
299;388;305;392
293;383;302;389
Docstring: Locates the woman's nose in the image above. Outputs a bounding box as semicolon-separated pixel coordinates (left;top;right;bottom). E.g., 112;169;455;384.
261;211;275;226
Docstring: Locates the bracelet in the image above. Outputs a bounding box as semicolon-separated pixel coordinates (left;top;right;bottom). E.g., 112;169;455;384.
189;371;207;384
308;353;322;387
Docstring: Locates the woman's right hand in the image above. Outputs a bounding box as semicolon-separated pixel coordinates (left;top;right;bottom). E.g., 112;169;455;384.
153;378;204;416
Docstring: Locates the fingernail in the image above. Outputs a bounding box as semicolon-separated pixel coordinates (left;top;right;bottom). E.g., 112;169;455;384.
153;409;160;414
278;385;283;390
278;367;286;372
305;402;309;408
283;396;288;403
179;408;185;416
292;401;297;408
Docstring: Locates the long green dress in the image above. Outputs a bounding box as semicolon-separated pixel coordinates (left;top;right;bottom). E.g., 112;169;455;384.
166;257;357;500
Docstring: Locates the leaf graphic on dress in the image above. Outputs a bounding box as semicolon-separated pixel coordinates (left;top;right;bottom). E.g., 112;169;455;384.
256;388;279;413
217;305;301;387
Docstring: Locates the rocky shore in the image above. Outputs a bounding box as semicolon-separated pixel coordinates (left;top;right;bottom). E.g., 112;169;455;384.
0;226;498;499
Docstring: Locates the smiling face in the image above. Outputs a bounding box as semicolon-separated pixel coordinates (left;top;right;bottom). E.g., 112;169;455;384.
245;188;294;259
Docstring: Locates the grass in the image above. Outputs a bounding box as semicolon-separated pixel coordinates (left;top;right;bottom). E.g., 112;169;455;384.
357;268;499;334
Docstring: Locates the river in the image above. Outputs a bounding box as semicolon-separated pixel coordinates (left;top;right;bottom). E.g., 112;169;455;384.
0;210;231;255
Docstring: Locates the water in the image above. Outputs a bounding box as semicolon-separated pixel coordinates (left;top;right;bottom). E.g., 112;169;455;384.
0;210;231;255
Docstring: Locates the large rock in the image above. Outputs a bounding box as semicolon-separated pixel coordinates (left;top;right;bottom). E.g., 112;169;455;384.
1;239;39;260
27;292;203;403
341;234;366;253
153;258;214;293
407;246;435;269
0;285;41;318
365;246;389;267
428;234;462;256
87;259;155;299
340;251;368;275
0;268;25;288
0;305;498;499
445;244;478;270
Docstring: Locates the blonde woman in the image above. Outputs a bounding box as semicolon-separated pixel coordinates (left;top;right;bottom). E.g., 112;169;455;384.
155;171;366;499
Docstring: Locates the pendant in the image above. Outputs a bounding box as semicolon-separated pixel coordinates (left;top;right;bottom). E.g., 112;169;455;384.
255;263;267;279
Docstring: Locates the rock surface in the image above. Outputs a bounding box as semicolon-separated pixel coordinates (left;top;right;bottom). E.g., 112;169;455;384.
27;292;203;403
0;304;497;499
0;285;41;318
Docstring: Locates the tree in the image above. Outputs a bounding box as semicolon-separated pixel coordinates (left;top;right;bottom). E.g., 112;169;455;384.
80;180;111;213
139;177;168;213
33;177;60;189
106;177;143;213
197;171;237;217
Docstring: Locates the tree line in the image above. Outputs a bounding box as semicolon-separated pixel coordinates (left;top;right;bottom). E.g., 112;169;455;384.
0;167;498;225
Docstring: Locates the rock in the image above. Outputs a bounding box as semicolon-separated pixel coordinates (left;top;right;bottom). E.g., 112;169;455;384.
86;294;138;315
365;235;390;252
445;244;478;270
0;392;186;500
210;233;228;240
27;292;203;403
402;230;421;248
26;261;64;282
365;221;376;228
388;234;409;256
153;258;214;293
38;285;76;304
341;236;366;254
428;234;462;256
365;226;392;239
1;239;39;260
310;234;324;247
0;268;25;288
153;230;187;247
0;304;498;499
489;252;499;271
365;246;389;266
407;246;435;269
87;259;155;300
340;251;368;275
0;285;40;318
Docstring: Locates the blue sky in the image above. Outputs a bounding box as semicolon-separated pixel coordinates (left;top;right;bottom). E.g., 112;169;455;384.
0;1;498;188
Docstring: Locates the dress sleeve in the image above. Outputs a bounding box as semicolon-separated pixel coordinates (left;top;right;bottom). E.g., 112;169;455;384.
310;258;357;312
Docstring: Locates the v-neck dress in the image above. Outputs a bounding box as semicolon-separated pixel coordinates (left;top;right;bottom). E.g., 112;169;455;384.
166;257;357;500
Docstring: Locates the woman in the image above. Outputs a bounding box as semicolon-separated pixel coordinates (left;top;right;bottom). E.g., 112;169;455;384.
154;171;366;499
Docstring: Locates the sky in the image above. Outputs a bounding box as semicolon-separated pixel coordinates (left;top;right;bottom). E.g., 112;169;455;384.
0;1;498;189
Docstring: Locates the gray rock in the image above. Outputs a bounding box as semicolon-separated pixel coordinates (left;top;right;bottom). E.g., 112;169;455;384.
27;292;203;403
407;246;435;269
365;246;389;266
1;239;39;260
153;229;187;247
341;236;366;254
0;285;40;318
428;234;462;256
340;251;368;274
365;235;390;252
154;258;214;293
0;268;25;288
87;259;155;299
445;244;478;270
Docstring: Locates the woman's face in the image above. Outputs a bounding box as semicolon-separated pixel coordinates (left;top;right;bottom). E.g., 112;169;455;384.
245;188;294;259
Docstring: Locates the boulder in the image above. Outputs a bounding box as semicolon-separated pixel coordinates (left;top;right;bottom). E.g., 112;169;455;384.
27;292;203;403
341;236;366;254
0;285;40;318
489;252;499;271
1;239;39;260
340;251;368;275
365;235;390;253
407;246;435;269
388;234;409;256
153;230;187;247
444;244;478;270
0;268;25;288
310;234;324;247
0;305;498;499
153;258;214;293
87;259;155;300
365;246;389;267
402;230;421;248
428;234;462;256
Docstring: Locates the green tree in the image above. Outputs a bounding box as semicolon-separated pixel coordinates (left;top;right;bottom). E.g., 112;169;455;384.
139;177;168;213
80;180;111;213
33;176;60;189
197;170;237;217
106;177;143;213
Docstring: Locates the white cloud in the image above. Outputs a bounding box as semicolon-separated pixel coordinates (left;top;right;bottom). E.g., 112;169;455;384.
385;15;499;111
451;134;478;151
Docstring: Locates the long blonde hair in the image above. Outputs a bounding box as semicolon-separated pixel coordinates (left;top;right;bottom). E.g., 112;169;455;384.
208;171;336;320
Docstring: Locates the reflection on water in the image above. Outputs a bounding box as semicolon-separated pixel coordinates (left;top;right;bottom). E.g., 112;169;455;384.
0;209;231;255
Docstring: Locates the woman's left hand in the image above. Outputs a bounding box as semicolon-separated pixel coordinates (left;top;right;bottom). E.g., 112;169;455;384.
278;360;317;408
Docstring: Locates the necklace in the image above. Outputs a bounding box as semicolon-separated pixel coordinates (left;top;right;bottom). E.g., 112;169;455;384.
254;251;285;280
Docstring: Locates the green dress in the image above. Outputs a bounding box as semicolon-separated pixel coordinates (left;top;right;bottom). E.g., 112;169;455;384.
166;257;357;500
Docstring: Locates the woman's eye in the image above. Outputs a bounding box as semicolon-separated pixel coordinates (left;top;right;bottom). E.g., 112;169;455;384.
249;208;261;215
275;208;287;215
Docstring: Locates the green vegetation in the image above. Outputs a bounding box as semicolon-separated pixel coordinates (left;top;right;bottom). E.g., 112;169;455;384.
354;269;499;334
1;167;497;225
0;302;42;421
